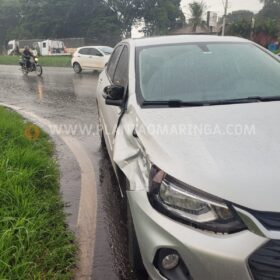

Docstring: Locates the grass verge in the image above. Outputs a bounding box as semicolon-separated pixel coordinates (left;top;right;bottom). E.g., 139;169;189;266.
0;107;76;279
0;55;71;67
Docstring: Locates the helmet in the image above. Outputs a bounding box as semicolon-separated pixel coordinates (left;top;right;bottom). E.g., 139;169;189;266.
24;46;30;50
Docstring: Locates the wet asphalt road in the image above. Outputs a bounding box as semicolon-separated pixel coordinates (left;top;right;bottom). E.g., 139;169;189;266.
0;65;139;280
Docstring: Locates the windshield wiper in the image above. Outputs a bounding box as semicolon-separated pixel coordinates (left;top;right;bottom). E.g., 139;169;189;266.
142;96;280;108
250;96;280;102
209;96;280;105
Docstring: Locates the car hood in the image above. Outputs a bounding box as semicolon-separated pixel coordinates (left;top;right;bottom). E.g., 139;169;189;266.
135;102;280;212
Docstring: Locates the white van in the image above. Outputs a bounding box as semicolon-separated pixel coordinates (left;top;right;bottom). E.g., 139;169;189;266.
38;40;67;56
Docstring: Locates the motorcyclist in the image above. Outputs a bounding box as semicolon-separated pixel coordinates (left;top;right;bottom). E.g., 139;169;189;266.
22;46;34;69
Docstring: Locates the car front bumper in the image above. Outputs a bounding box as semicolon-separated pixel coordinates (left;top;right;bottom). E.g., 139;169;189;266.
127;190;267;280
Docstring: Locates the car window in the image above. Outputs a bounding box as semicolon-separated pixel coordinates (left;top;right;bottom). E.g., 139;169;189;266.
100;47;113;55
107;46;123;81
79;48;90;55
113;46;129;87
90;48;103;56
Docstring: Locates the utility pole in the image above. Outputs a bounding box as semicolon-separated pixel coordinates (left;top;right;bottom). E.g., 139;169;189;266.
222;0;229;36
250;17;255;40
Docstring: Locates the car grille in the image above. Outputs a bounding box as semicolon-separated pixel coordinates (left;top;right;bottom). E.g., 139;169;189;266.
247;209;280;231
249;240;280;280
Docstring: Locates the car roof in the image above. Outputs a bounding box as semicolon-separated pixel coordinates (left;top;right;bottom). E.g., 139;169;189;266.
123;35;250;48
78;46;112;49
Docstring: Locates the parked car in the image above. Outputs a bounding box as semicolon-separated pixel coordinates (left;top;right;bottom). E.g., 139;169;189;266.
96;35;280;280
71;46;113;73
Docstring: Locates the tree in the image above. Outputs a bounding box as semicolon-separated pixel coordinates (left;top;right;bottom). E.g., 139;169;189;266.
258;0;280;21
227;10;254;24
14;0;74;39
225;10;254;39
225;0;280;43
0;0;185;52
0;0;21;50
140;0;185;36
256;0;280;40
227;20;252;38
188;1;206;33
86;2;122;46
255;19;279;37
102;0;141;38
259;0;280;4
0;0;123;49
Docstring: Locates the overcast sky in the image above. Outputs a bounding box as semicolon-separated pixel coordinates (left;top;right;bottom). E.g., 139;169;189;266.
181;0;264;17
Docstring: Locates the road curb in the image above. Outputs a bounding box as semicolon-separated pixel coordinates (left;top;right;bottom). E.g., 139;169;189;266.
0;103;97;279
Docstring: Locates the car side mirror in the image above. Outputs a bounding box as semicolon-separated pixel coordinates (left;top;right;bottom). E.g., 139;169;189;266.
103;85;125;106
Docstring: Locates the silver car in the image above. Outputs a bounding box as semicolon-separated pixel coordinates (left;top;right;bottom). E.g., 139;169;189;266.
96;35;280;280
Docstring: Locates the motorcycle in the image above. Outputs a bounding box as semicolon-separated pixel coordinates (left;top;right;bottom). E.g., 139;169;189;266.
19;56;43;76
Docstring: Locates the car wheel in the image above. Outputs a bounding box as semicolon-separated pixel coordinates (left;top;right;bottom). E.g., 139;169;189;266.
127;195;148;278
73;62;82;74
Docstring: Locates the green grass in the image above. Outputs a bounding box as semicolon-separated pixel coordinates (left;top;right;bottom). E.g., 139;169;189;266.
0;56;19;65
0;107;76;279
0;55;71;67
39;56;71;67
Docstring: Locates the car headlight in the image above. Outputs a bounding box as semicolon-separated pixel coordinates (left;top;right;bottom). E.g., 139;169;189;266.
148;165;246;234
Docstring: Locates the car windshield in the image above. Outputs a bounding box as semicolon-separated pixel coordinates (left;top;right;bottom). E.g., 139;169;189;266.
100;47;113;55
137;42;280;105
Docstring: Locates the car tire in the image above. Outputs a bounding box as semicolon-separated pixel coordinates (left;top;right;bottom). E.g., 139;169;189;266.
97;107;106;148
127;196;148;278
36;65;43;76
100;129;106;148
73;62;82;74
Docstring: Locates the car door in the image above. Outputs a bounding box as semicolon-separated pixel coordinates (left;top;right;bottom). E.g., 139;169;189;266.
78;48;91;68
89;48;104;69
97;45;129;158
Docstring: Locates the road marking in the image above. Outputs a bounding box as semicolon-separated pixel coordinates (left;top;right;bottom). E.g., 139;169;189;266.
0;103;97;279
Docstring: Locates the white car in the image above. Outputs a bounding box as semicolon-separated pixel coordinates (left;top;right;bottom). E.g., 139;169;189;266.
97;35;280;280
71;46;113;73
